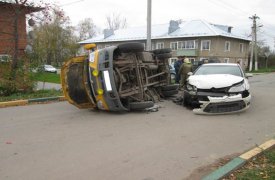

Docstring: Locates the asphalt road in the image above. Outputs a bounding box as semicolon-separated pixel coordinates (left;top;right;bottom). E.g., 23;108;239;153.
1;73;275;180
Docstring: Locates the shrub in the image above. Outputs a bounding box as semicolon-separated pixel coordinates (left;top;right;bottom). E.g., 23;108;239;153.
0;61;35;96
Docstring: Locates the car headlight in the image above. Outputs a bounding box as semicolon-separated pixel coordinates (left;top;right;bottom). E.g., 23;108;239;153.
186;83;197;92
228;82;246;92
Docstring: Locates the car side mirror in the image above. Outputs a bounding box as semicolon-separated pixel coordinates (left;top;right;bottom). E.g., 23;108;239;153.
245;73;253;78
187;72;193;76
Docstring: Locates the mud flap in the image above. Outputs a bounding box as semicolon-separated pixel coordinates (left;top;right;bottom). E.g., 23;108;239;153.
61;56;96;109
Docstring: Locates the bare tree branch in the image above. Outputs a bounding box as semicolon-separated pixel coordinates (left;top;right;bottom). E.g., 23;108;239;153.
105;12;127;30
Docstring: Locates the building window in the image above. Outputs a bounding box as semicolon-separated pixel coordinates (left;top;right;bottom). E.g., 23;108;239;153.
186;40;195;49
170;42;178;50
156;42;164;49
105;44;110;48
239;43;244;53
178;41;184;49
151;43;155;50
201;40;210;50
178;40;195;49
0;54;10;62
225;41;230;51
168;58;178;65
189;58;195;63
200;58;208;61
224;58;229;63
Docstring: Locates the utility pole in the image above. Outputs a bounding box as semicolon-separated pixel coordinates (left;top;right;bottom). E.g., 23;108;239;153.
146;0;152;51
249;26;254;71
249;14;260;71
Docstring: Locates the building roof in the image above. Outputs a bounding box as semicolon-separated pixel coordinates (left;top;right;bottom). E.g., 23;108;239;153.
80;19;250;44
0;1;44;14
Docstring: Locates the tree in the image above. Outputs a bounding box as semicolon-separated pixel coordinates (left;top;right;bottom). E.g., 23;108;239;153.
77;18;97;41
105;12;127;30
257;45;271;69
31;6;79;66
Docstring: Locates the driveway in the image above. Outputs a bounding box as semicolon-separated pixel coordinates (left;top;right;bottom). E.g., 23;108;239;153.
0;73;275;180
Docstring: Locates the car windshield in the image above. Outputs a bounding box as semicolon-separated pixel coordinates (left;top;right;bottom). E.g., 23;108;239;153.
194;65;243;77
45;65;54;68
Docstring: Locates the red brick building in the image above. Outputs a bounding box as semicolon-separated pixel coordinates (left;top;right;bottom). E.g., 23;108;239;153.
0;2;42;59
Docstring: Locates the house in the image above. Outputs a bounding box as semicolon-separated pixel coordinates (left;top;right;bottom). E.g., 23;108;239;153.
80;19;250;69
0;1;42;61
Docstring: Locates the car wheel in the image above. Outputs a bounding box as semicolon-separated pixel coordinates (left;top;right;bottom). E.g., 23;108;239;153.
156;53;172;60
161;84;179;91
129;101;154;110
183;93;189;107
118;42;144;53
152;48;172;54
162;89;178;97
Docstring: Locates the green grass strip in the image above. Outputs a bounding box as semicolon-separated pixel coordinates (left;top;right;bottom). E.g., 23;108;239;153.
0;90;62;102
28;97;60;103
202;157;246;180
32;72;61;84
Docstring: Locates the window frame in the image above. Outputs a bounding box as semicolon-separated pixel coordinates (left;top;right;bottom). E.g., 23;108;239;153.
239;43;244;53
151;42;155;50
201;40;211;51
225;41;230;52
178;40;195;49
156;42;164;49
178;41;184;49
224;58;229;63
170;42;178;51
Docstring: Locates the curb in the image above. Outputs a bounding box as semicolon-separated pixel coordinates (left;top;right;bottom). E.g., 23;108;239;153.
203;138;275;180
0;96;66;108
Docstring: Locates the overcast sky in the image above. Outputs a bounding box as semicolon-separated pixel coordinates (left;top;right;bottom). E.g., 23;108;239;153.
50;0;275;49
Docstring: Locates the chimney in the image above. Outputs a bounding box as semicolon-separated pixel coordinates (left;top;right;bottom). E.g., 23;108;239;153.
228;26;232;33
103;29;114;39
168;20;179;34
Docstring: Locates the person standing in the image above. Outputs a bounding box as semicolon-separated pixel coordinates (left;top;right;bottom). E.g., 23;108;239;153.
174;57;184;83
179;57;192;89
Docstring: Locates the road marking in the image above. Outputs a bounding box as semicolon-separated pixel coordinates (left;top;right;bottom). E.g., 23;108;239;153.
0;100;28;108
240;139;275;160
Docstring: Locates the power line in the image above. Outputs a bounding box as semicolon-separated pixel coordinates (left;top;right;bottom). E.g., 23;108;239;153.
209;0;248;17
60;0;85;7
218;0;250;15
208;0;239;16
211;0;275;32
209;0;275;49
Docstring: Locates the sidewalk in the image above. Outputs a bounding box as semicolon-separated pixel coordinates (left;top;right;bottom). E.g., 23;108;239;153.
36;81;61;90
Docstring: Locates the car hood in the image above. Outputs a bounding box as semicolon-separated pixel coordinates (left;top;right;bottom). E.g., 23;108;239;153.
188;74;244;89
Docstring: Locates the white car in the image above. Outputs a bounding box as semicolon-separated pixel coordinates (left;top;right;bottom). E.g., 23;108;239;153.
43;65;57;73
184;63;252;114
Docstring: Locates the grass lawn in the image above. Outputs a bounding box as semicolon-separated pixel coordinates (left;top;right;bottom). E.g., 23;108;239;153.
32;72;61;84
247;66;275;73
0;89;63;102
225;147;275;180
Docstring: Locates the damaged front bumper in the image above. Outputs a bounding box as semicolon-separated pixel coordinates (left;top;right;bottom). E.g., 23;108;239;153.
193;94;251;115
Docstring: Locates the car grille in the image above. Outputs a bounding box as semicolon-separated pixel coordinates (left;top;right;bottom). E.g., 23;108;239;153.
198;87;228;93
203;100;246;113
